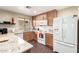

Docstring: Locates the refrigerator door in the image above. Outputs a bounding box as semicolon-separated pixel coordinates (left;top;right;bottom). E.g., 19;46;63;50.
54;40;77;53
53;17;63;41
63;16;77;45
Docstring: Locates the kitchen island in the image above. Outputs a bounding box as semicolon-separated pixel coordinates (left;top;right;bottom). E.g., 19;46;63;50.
0;33;33;53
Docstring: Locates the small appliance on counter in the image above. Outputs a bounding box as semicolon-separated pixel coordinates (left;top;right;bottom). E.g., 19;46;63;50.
0;28;8;34
3;21;11;24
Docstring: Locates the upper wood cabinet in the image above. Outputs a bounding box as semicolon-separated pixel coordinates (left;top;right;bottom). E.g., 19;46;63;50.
47;10;57;26
32;16;36;27
35;13;47;20
32;9;57;26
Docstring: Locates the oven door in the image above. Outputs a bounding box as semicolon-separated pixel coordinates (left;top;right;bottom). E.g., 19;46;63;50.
37;32;45;45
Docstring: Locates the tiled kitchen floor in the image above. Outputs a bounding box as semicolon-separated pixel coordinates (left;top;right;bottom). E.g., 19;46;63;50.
29;40;53;53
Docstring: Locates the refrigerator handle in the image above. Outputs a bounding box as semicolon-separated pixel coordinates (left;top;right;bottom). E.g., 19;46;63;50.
62;18;64;41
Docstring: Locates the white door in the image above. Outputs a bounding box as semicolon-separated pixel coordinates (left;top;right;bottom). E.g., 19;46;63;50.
63;16;77;45
53;17;63;41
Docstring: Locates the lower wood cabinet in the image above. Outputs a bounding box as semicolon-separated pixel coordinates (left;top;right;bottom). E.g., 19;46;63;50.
32;32;37;41
23;32;33;42
45;33;53;48
23;31;37;42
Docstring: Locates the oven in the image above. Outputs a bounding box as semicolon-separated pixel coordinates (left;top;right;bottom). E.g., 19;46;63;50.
37;31;46;45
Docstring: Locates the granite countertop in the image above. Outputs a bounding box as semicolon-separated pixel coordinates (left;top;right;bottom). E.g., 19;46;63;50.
0;33;33;53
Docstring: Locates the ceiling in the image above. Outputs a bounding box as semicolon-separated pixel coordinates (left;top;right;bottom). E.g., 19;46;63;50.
0;6;69;16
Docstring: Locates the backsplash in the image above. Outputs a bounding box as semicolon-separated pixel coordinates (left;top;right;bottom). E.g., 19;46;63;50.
48;26;53;33
34;26;53;33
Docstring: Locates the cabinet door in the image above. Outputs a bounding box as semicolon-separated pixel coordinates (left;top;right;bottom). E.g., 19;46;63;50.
32;16;36;27
44;14;47;20
36;15;39;20
23;32;33;42
63;16;77;45
46;33;53;47
33;20;36;27
33;32;37;41
53;17;63;41
47;12;53;26
41;13;47;20
47;10;57;26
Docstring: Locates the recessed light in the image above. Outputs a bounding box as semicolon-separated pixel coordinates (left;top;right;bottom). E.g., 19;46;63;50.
26;6;32;9
34;11;37;14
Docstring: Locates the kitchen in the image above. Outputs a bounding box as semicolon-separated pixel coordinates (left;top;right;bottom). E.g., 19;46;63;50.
0;6;78;53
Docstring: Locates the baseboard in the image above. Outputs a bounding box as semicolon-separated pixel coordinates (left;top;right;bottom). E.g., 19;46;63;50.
33;39;37;41
46;45;53;49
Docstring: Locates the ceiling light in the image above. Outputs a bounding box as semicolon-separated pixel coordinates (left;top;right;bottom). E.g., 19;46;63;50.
26;6;32;9
34;11;37;14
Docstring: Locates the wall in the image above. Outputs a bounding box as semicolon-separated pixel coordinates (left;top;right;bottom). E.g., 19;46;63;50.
78;7;79;17
58;6;78;17
0;9;32;32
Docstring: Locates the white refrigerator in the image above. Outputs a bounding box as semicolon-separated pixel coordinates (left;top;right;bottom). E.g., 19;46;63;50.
53;16;78;53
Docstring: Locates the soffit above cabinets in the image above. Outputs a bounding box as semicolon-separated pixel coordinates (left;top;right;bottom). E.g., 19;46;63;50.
0;6;69;16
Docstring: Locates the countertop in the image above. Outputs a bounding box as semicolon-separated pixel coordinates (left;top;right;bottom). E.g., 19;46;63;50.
0;33;33;53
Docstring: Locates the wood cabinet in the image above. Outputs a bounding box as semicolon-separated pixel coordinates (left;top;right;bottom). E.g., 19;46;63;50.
47;9;57;26
32;16;36;27
23;31;37;42
32;13;47;27
35;13;47;20
45;33;53;48
32;32;37;41
23;32;33;42
32;9;57;26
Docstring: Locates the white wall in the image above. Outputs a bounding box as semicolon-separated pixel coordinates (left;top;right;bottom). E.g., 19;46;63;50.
78;7;79;17
58;6;78;17
0;10;32;32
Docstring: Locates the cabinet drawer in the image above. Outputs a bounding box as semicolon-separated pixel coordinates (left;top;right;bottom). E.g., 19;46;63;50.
46;34;53;38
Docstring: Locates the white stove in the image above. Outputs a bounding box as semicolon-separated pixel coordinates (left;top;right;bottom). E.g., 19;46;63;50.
36;26;52;45
37;31;46;45
36;26;46;45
